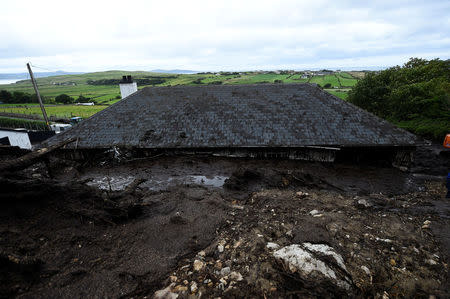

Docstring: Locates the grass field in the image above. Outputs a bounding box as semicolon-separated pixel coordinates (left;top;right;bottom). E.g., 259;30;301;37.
0;71;361;122
0;105;107;119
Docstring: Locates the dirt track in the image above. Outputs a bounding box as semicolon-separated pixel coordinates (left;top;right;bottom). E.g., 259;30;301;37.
0;152;449;298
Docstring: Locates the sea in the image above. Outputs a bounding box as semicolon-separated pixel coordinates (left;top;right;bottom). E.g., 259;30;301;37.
0;79;21;85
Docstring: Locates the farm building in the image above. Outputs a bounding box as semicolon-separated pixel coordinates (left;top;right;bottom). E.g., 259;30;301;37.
42;83;422;165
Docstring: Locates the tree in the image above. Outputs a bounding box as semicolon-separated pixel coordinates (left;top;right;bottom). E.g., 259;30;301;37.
0;90;12;103
12;91;31;103
348;58;450;140
77;95;91;103
55;94;74;104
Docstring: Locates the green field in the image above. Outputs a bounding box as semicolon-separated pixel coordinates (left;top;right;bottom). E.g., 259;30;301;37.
325;89;349;100
0;105;107;119
0;70;361;122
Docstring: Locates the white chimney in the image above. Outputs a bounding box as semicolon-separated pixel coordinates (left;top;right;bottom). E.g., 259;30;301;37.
119;75;138;99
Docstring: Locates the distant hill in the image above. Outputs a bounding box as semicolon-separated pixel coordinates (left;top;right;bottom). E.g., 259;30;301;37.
0;71;84;80
151;69;198;74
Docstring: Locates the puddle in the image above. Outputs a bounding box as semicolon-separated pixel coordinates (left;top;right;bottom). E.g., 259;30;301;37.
86;175;135;191
142;175;228;190
189;175;228;187
84;174;228;191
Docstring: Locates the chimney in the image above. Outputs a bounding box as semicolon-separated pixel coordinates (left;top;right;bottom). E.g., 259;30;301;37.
119;75;138;99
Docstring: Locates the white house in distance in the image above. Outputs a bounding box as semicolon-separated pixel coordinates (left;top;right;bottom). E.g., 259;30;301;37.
119;75;138;99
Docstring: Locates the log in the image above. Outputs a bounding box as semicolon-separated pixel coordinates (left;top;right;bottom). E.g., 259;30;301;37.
0;138;76;173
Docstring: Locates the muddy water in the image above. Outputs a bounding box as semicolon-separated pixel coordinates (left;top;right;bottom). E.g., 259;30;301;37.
85;174;228;191
78;156;430;195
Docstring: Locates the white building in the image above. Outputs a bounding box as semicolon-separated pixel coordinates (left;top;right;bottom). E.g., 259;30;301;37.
0;128;32;149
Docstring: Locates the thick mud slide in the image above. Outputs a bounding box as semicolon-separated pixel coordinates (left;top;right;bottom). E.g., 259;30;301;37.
0;152;449;298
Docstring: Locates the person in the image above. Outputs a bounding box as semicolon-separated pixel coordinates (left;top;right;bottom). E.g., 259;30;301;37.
447;172;450;198
444;134;450;198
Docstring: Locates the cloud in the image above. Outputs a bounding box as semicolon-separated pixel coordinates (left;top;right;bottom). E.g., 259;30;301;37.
0;0;449;72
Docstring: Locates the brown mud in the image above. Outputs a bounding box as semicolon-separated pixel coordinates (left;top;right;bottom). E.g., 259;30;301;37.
0;146;449;298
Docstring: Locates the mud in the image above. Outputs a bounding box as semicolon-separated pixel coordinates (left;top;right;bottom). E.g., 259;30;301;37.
0;146;449;298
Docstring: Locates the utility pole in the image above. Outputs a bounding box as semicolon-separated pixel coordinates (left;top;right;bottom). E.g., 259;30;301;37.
26;63;51;130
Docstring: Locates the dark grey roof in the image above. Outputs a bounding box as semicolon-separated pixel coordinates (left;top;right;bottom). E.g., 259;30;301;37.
44;84;420;149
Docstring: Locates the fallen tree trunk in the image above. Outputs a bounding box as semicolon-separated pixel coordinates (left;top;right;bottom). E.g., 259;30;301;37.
0;138;76;173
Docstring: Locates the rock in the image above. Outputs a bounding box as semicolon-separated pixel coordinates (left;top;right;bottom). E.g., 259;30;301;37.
215;260;223;269
219;277;228;285
233;240;242;248
190;281;198;293
266;242;280;250
426;259;437;265
183;280;189;285
309;209;320;216
360;265;371;276
169;275;177;282
198;251;206;257
390;259;396;266
154;283;178;299
357;198;373;208
203;279;211;284
218;244;224;253
230;271;243;281
220;266;231;276
302;243;347;270
273;244;351;290
193;259;205;271
296;191;309;198
173;285;188;292
422;220;431;229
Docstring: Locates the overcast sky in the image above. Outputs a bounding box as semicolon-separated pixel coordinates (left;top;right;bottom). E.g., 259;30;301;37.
0;0;449;73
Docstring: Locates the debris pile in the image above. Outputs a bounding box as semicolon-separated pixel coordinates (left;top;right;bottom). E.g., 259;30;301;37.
0;154;449;297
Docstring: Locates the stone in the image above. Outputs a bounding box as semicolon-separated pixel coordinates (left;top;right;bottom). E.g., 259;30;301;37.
357;198;373;208
220;266;231;276
190;281;198;293
422;220;431;229
390;259;396;266
193;259;205;271
360;265;371;275
169;275;177;282
215;260;223;269
273;244;351;290
296;191;309;198
198;251;206;257
154;283;178;299
173;284;188;293
218;244;224;253
266;242;280;250
426;259;437;265
309;209;320;216
233;240;242;248
219;277;228;285
230;271;243;281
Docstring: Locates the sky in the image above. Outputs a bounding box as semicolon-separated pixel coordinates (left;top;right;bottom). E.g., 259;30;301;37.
0;0;449;73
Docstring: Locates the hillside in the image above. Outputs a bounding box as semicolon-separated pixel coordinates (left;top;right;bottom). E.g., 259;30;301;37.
0;70;360;105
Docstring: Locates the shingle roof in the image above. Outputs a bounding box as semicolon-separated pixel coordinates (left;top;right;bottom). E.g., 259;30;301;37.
44;83;420;149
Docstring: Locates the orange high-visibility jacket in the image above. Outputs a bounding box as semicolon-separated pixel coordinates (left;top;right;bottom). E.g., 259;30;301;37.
444;134;450;148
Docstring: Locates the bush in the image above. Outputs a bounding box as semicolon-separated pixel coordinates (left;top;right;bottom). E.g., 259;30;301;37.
0;90;12;103
55;94;74;104
324;83;332;88
348;58;450;140
77;95;91;103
